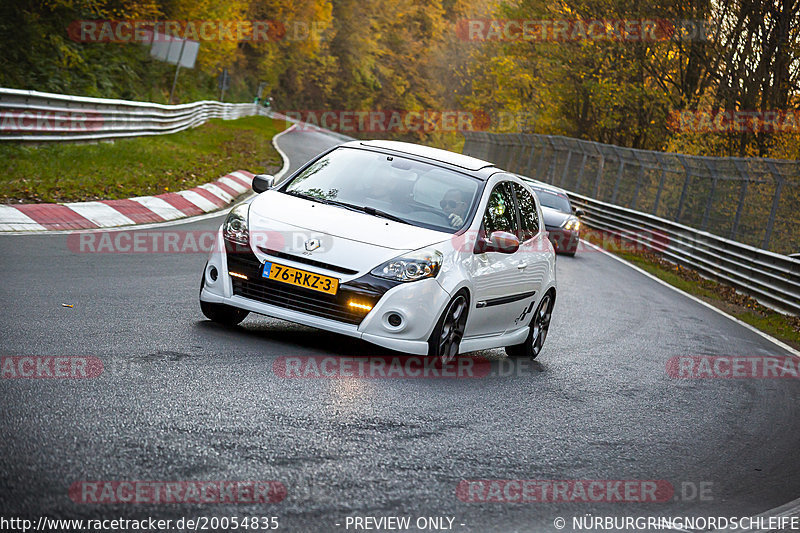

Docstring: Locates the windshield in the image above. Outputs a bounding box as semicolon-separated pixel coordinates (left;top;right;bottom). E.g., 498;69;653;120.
532;188;572;214
281;147;482;233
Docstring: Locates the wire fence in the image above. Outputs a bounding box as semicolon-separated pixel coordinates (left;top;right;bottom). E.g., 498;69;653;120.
0;88;263;143
462;132;800;256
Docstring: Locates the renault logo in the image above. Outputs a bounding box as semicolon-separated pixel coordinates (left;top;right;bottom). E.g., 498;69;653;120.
304;238;321;252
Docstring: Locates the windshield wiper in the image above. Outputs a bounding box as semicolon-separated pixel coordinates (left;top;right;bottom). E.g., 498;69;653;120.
284;192;409;224
359;206;409;224
284;190;330;204
323;199;366;214
325;200;409;224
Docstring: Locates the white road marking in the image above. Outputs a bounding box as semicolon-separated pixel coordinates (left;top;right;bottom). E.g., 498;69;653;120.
273;124;295;184
712;493;800;532
581;239;800;359
582;239;800;531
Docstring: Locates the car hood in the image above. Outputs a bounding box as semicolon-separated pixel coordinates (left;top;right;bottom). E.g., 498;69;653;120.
541;206;572;228
246;190;451;276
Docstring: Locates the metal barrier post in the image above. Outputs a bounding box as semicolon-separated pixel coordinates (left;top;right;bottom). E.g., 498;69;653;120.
700;160;718;231
560;149;572;188
764;162;785;250
731;160;750;241
675;154;692;223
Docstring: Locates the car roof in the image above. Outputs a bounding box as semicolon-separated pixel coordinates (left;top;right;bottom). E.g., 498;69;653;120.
516;175;570;197
340;139;496;176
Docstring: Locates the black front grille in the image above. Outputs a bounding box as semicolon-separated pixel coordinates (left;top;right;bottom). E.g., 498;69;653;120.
227;251;387;326
258;247;358;275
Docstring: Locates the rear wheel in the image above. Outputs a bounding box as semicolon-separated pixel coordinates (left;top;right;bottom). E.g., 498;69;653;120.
428;292;469;364
200;268;249;326
505;292;554;359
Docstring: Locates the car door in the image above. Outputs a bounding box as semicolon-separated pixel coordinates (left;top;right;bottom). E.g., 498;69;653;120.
506;182;548;331
466;181;532;337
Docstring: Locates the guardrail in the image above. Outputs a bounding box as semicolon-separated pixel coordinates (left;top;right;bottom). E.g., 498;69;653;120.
0;88;263;143
464;131;800;316
566;191;800;315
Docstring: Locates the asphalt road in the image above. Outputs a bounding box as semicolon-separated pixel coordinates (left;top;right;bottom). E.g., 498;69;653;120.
1;127;799;533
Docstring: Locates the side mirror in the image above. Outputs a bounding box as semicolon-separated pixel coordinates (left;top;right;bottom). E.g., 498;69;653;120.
252;174;275;193
574;207;585;218
475;231;520;254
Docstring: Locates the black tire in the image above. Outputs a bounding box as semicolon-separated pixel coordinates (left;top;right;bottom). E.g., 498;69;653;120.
505;291;554;359
200;300;249;326
428;291;470;364
200;268;249;326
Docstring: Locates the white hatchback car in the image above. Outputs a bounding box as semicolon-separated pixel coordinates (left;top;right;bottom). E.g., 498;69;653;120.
200;140;557;361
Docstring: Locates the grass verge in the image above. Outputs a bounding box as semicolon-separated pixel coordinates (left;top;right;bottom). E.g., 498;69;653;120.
584;232;800;351
0;116;283;203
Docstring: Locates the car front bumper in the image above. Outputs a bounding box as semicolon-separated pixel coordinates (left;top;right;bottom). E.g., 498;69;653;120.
546;226;579;254
200;231;451;355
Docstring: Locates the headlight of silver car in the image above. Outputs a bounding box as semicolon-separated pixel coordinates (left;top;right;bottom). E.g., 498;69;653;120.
223;203;250;245
562;217;581;231
370;247;443;282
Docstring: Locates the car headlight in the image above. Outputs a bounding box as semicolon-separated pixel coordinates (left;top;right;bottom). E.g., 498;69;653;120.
223;203;250;245
562;217;581;231
370;247;443;282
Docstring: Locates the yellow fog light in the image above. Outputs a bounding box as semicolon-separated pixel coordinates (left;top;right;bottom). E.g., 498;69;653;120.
348;301;373;312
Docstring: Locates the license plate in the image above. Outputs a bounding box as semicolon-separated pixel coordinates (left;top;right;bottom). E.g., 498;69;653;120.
261;261;339;295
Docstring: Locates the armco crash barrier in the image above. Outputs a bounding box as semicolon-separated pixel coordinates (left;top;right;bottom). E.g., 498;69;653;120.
0;87;264;143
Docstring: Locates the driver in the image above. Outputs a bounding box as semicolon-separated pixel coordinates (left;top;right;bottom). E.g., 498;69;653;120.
440;188;469;228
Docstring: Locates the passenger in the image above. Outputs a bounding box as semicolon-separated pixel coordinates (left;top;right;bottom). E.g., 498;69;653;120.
440;188;469;228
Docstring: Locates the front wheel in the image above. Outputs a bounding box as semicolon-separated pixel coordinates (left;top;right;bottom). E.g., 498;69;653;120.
428;292;469;364
505;292;554;359
200;300;249;326
200;268;249;326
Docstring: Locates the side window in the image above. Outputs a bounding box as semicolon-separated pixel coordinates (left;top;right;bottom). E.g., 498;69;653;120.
482;182;519;236
513;183;540;241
